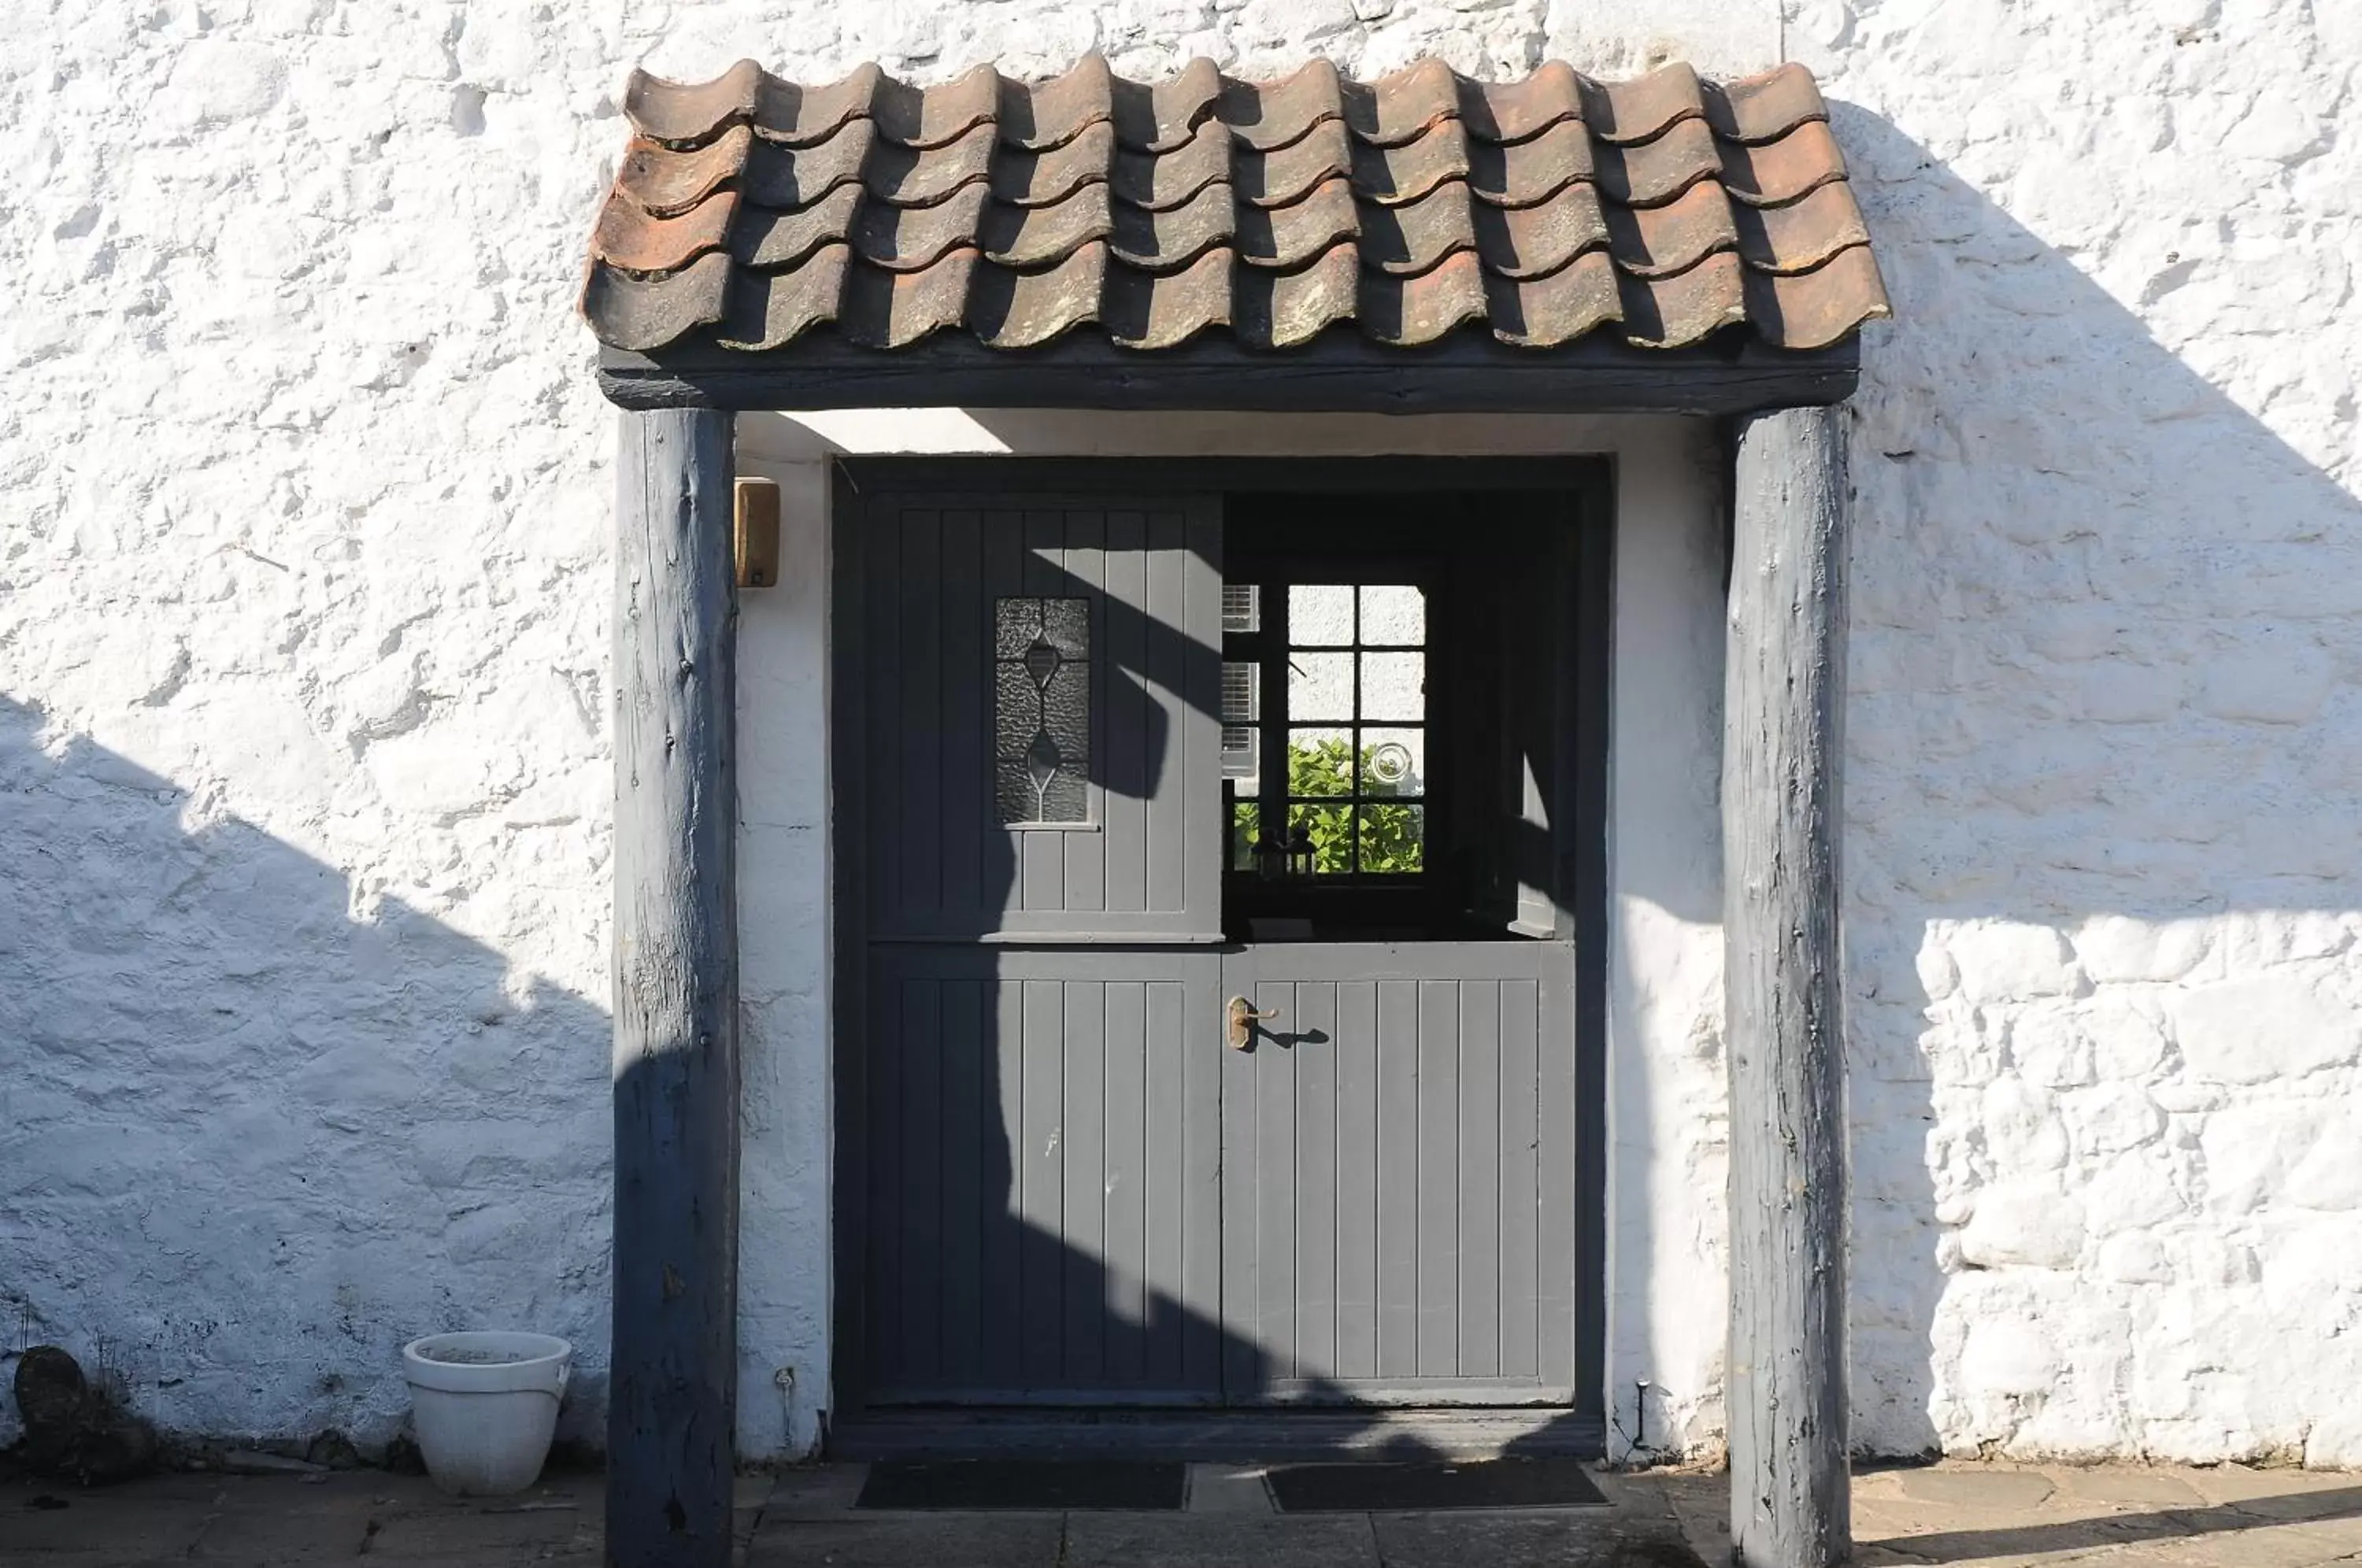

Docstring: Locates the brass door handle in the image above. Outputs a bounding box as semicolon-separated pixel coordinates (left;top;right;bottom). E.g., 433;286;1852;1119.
1227;995;1279;1051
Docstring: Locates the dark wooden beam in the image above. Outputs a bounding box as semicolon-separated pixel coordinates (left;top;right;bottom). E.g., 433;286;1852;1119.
597;331;1859;416
609;407;739;1568
1724;404;1851;1568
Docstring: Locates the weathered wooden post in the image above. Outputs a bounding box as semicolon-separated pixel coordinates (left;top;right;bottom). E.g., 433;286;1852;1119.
1724;404;1851;1568
609;407;739;1568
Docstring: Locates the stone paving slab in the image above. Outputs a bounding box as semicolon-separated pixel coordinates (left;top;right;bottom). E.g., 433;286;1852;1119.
1064;1511;1379;1568
1371;1510;1705;1567
747;1513;1066;1568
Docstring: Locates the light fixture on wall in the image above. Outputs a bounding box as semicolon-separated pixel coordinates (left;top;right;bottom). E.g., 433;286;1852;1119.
735;478;780;590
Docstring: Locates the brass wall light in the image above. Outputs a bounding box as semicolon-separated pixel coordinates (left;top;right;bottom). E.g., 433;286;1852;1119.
734;477;781;590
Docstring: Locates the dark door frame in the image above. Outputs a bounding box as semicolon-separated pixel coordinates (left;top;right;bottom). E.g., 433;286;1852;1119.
824;455;1613;1456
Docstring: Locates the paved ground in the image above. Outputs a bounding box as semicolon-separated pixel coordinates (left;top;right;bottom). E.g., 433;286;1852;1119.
3;1460;2359;1566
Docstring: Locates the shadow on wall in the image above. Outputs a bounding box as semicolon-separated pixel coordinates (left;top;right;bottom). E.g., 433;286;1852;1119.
1834;109;2362;1462
0;694;615;1454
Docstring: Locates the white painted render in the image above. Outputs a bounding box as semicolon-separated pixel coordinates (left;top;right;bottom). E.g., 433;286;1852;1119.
4;0;2358;1469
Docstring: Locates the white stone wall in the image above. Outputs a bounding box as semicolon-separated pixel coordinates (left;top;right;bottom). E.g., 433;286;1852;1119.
1805;0;2362;1467
4;0;2358;1466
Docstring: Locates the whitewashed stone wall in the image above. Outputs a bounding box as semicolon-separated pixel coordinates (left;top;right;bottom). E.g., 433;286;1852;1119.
3;0;2356;1467
1809;0;2362;1467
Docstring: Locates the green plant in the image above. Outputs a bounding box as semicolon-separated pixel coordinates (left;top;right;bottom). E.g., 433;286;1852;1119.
1234;738;1423;875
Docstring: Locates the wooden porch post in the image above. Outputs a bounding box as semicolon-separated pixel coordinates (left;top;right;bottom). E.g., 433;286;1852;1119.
609;407;739;1568
1725;404;1851;1568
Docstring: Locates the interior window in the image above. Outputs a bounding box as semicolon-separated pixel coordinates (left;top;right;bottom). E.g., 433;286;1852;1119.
1220;494;1579;945
1226;579;1428;882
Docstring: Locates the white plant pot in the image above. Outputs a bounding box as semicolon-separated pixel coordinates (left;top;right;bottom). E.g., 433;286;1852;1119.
401;1332;572;1497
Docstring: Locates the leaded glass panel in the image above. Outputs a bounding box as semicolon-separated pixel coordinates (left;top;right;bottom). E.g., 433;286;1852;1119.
994;596;1092;824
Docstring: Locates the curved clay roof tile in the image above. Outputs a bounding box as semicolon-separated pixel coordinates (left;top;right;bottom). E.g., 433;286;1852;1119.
1464;61;1584;144
1718;119;1850;207
1220;57;1347;153
839;124;990;209
1604;179;1741;279
982;183;1117;268
968;242;1112;347
591;187;741;274
1483;249;1623;346
1595;117;1722;207
1000;53;1116;150
1617;250;1749;346
1707;62;1831;145
735;123;876;210
1116;120;1231;211
731;186;862;272
616;127;754;217
1238;177;1363;271
1742;245;1892;348
1106;245;1238;348
1357;180;1477;278
1473;188;1612;281
998;123;1122;208
1111;181;1238;272
1469;120;1596;208
1579;62;1708;146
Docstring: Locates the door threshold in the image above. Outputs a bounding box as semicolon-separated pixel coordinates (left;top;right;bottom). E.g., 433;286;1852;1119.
828;1407;1603;1464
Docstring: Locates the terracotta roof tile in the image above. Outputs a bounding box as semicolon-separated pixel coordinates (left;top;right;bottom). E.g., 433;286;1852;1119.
1605;180;1738;279
617;128;752;216
1579;62;1707;146
1706;61;1828;143
583;53;1888;357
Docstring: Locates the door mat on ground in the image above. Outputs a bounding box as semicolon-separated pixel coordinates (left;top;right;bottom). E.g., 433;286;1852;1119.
856;1459;1187;1511
1264;1456;1609;1512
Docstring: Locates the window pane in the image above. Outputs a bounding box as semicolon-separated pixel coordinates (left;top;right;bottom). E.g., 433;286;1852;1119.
1287;652;1354;722
1285;728;1353;796
1359;651;1423;721
1231;801;1262;871
1038;597;1090;659
1038;660;1089;761
994;596;1042;658
1359;804;1425;874
1362;727;1425;798
1290;804;1356;875
1359;584;1426;645
994;595;1091;823
1290;584;1354;646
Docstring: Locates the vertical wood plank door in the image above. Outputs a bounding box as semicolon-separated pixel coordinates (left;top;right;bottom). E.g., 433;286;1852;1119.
1218;943;1578;1404
862;948;1226;1404
844;494;1231;1409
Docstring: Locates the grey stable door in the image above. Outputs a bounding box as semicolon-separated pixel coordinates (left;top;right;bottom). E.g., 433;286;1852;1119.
839;485;1578;1413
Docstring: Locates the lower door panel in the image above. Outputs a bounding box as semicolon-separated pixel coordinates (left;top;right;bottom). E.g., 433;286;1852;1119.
1218;942;1578;1405
855;941;1575;1411
859;945;1225;1405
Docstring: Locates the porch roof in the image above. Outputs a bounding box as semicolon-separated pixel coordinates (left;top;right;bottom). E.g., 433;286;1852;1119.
582;54;1890;413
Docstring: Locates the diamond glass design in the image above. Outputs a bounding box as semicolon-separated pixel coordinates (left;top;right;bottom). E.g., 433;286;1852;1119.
995;597;1091;823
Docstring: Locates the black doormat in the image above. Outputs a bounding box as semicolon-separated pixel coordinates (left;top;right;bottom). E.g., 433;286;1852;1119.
856;1459;1187;1511
1265;1456;1609;1512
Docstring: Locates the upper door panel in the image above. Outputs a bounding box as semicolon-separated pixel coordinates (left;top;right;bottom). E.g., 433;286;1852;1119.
853;493;1224;942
